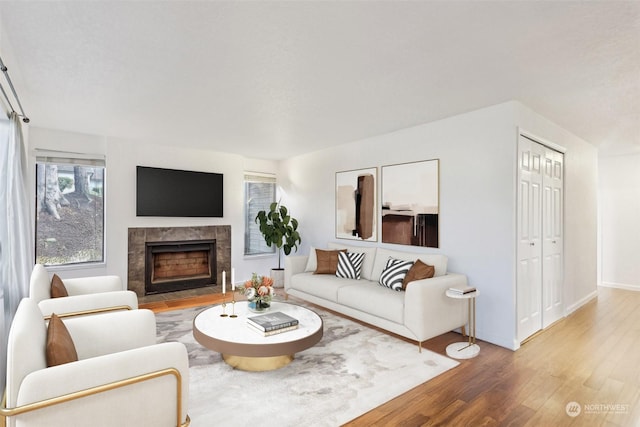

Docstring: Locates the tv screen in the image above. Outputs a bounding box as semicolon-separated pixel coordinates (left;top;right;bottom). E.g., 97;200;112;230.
136;166;223;217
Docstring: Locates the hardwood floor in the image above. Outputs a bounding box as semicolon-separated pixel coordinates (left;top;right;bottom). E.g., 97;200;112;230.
142;287;640;426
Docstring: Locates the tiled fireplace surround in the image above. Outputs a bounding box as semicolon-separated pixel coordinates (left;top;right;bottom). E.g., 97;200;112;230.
128;226;231;298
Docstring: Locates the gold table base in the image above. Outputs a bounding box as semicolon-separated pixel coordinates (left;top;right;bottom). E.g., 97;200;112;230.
222;354;294;371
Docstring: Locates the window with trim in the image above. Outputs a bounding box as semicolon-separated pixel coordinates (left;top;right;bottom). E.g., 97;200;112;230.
35;153;105;266
244;172;276;256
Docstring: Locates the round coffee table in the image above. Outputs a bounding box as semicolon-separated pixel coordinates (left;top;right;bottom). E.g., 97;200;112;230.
193;301;323;371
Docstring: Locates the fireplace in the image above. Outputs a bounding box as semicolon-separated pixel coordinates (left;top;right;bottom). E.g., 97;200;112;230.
145;239;216;295
128;226;231;297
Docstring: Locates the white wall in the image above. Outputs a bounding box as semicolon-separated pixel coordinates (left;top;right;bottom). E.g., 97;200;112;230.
27;127;280;286
280;101;599;350
281;102;520;349
599;153;640;290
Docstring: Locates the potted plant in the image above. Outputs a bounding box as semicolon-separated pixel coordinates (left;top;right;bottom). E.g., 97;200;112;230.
255;201;302;287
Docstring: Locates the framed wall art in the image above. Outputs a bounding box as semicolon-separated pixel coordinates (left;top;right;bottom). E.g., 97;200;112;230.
381;159;439;248
335;167;377;242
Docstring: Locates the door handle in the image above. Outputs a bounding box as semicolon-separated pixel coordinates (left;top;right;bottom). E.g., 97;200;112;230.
530;242;535;246
552;240;557;244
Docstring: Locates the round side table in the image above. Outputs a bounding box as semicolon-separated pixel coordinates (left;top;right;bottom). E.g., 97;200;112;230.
445;289;480;359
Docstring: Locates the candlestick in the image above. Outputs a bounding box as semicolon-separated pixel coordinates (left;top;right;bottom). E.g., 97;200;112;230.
222;270;226;294
231;268;235;291
230;290;237;318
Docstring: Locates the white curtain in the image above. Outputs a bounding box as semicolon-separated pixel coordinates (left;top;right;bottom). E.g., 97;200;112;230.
0;112;33;389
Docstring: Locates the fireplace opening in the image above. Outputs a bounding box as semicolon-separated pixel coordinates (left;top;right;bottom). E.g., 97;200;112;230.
145;239;216;295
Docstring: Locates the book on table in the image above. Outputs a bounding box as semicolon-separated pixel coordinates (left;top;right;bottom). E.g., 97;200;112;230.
246;311;299;332
247;323;299;336
448;286;477;294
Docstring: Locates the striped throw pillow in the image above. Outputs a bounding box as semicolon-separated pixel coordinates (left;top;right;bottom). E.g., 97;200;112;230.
336;251;365;280
379;257;415;291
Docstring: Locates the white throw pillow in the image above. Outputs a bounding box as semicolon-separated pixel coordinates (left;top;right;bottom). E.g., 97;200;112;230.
304;246;317;272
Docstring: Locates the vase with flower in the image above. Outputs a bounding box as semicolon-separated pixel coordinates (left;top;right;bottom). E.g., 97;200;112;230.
240;273;275;313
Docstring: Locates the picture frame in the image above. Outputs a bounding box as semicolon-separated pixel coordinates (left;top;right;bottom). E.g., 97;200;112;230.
381;159;439;248
335;167;377;241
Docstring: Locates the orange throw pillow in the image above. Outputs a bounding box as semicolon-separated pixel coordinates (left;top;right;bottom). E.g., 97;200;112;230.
314;249;347;274
46;313;78;367
402;259;435;289
50;274;69;298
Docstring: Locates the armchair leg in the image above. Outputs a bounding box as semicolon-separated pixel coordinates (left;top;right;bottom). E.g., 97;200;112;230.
461;325;466;337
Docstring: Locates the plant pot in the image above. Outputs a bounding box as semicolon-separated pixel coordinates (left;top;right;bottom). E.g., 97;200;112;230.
271;268;285;288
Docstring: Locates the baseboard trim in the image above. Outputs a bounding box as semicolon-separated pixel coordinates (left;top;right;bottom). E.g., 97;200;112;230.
600;282;640;292
564;289;598;316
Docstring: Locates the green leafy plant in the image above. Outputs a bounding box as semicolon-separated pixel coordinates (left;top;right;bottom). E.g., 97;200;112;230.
255;201;301;269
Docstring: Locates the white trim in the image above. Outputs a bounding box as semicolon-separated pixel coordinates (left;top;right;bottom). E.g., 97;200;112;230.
565;289;599;316
600;282;640;292
518;128;567;153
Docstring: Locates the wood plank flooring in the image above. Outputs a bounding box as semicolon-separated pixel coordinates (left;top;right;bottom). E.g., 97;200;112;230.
141;287;640;426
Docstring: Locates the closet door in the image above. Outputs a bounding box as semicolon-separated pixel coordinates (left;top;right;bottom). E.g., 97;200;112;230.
517;136;544;342
517;134;564;343
542;148;563;327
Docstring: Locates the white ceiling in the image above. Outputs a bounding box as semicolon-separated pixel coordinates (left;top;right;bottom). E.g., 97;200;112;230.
0;1;638;160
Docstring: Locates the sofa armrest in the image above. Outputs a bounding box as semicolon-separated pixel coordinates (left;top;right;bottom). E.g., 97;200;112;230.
13;342;189;426
285;255;309;290
64;275;124;294
63;309;157;359
37;290;138;319
404;273;469;341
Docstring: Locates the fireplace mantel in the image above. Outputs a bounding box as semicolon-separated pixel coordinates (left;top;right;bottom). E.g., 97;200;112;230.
128;226;231;297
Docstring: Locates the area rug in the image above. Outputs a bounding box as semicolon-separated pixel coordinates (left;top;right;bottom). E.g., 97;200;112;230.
156;301;459;427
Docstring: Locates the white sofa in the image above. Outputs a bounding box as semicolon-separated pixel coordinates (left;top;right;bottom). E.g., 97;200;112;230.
29;264;138;319
2;298;189;427
285;243;469;350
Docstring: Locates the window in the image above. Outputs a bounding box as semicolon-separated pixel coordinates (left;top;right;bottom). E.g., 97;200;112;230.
244;172;276;256
35;153;105;266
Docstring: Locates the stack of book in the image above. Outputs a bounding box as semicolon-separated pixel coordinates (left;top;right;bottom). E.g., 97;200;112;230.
247;311;299;336
448;286;477;295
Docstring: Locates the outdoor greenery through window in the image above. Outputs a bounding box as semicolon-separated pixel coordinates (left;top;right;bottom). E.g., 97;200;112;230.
244;172;276;256
35;154;105;266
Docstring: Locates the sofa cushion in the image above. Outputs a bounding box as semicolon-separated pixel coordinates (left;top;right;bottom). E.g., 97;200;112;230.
46;313;79;367
337;281;404;324
51;274;69;298
336;252;364;279
314;249;347;274
371;248;448;281
327;243;377;280
379;258;414;291
289;272;354;302
402;259;435;289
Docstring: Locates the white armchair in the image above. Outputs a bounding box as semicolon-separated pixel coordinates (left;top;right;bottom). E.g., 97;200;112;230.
29;264;138;318
1;298;190;427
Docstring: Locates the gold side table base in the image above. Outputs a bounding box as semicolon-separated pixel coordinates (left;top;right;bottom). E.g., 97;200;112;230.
222;354;294;371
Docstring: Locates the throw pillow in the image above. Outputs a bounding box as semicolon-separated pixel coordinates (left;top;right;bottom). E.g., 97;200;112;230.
402;259;435;289
315;249;347;274
379;257;415;291
46;313;79;367
304;246;317;272
336;251;365;280
50;274;69;298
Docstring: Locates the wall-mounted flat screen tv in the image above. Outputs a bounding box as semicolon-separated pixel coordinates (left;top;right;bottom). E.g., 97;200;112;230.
136;166;223;217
